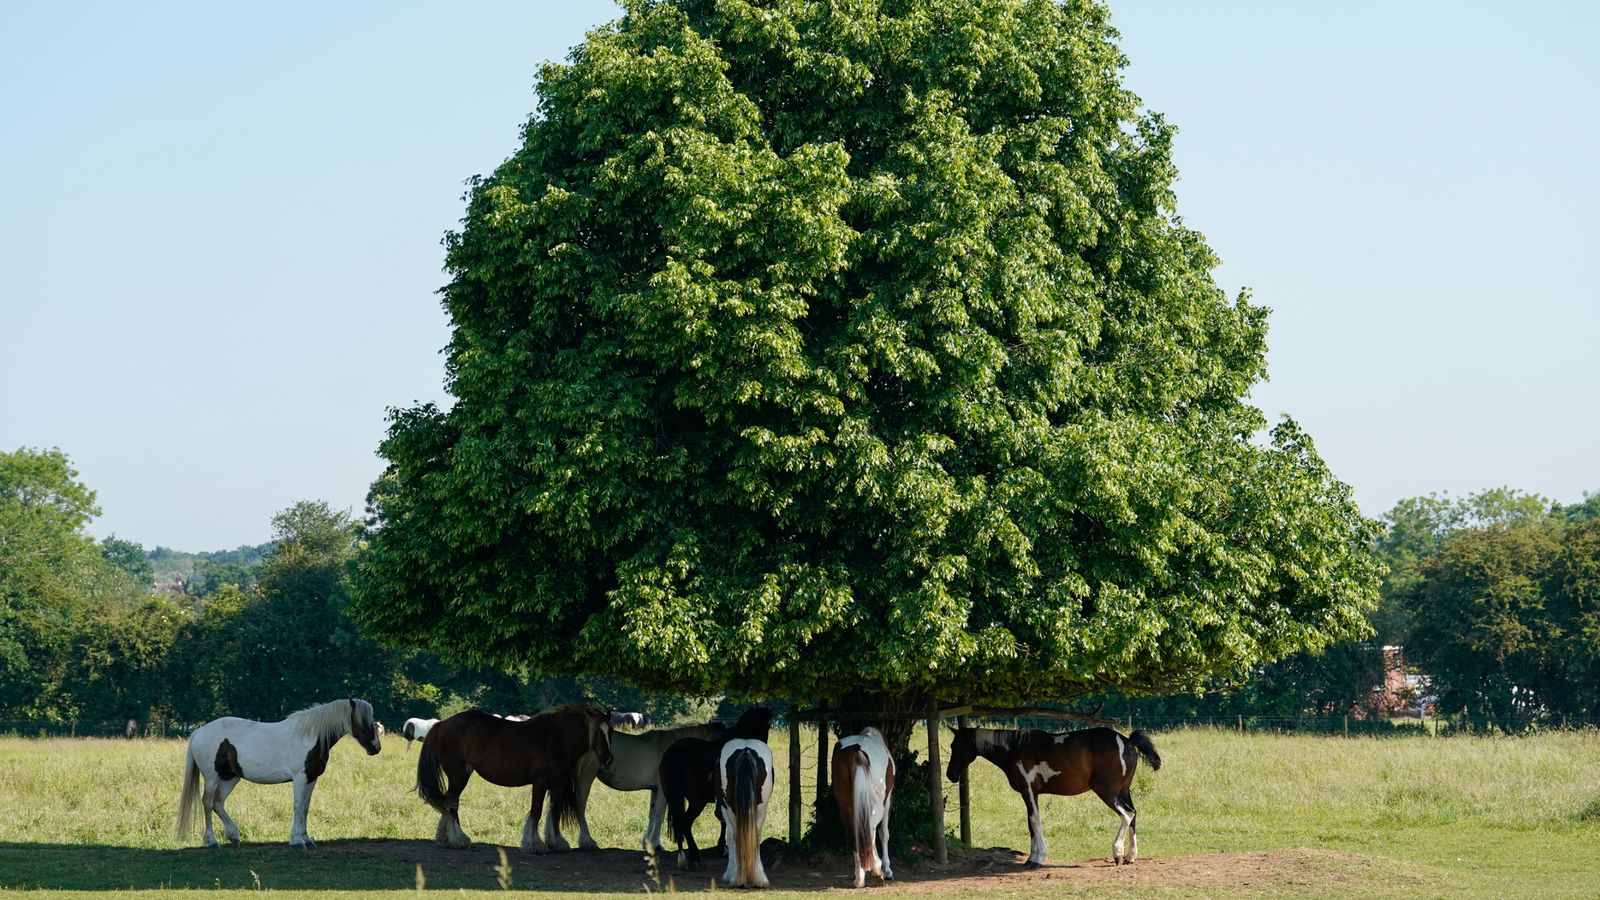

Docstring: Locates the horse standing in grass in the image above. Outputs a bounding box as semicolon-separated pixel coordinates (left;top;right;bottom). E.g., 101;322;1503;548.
717;737;775;888
831;726;896;887
542;718;728;852
946;725;1160;866
416;705;612;852
175;698;382;848
401;717;439;750
657;707;773;869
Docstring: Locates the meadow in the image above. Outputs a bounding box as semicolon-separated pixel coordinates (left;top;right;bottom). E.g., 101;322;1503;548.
2;726;1598;898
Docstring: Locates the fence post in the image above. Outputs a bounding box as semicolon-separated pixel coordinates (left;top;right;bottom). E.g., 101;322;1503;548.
926;703;948;864
1343;714;1349;738
1237;714;1243;735
789;711;802;845
817;702;832;802
957;713;972;848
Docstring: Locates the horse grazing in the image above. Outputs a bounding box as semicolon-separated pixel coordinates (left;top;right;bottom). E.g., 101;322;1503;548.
717;738;775;888
542;718;728;852
831;726;896;887
401;717;438;751
657;707;773;869
947;725;1161;866
416;705;612;853
175;698;382;848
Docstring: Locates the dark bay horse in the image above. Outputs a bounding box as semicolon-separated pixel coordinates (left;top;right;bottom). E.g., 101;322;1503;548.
947;725;1160;866
657;707;773;869
416;705;612;852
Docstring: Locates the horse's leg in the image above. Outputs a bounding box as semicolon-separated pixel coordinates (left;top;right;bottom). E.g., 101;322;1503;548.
750;797;771;889
1119;790;1139;864
644;786;666;853
288;775;317;848
682;799;706;869
435;761;472;848
1096;786;1132;865
213;778;243;846
714;798;728;856
573;755;600;850
540;788;571;852
522;785;550;854
200;777;221;849
1020;788;1046;867
717;799;737;885
878;792;894;882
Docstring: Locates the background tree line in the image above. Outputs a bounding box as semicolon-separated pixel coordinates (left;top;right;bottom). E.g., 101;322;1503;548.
1;445;1595;731
0;448;700;730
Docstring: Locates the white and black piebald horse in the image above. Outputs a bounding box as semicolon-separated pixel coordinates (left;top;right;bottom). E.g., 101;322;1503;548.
176;698;382;848
401;717;439;750
947;725;1160;866
717;737;774;888
831;726;896;887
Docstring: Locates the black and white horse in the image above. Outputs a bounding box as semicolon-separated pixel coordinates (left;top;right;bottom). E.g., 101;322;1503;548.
175;698;382;848
656;707;773;869
717;737;774;888
947;725;1160;866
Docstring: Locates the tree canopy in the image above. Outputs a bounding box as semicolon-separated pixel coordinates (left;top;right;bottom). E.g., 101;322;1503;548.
353;0;1382;705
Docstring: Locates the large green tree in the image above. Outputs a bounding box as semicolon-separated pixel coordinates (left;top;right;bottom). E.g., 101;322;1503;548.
354;0;1381;706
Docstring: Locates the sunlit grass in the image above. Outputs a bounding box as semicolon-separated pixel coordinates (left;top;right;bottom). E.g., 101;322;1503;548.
2;726;1598;896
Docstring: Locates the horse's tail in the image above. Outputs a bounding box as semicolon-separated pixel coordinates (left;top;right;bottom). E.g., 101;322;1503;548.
659;759;691;851
548;774;580;832
729;747;763;886
1130;730;1162;771
850;747;881;877
174;742;202;839
415;730;449;813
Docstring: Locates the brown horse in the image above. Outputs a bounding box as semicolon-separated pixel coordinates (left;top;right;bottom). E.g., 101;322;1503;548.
416;705;612;852
946;726;1160;866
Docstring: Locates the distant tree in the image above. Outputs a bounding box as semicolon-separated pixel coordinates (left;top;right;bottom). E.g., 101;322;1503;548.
354;0;1381;719
1405;514;1600;727
101;535;154;585
0;448;105;718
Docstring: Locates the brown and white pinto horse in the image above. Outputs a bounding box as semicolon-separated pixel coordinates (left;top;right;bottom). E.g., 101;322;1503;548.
947;726;1160;867
416;705;612;852
831;726;896;887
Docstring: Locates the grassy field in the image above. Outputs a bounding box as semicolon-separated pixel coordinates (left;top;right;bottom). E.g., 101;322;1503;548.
1;726;1598;898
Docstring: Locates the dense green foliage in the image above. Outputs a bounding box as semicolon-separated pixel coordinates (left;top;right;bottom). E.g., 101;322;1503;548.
354;0;1382;706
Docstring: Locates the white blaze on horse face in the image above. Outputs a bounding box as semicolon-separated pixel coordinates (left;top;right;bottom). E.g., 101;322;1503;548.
1115;735;1126;776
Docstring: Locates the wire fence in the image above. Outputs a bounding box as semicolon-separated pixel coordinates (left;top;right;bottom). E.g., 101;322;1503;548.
4;713;1598;742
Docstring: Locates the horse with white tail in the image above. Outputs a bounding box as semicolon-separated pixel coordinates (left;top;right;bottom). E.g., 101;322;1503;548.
717;737;774;888
831;726;896;887
175;698;382;848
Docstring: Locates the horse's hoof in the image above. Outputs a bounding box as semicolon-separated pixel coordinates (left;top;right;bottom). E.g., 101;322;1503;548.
228;837;240;847
578;841;601;852
1023;860;1042;869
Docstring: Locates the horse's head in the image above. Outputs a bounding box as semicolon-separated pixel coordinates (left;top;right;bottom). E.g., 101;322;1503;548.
946;727;977;783
349;699;382;755
731;707;774;742
590;711;614;768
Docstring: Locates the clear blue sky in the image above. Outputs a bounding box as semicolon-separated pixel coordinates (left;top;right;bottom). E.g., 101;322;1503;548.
2;2;1595;550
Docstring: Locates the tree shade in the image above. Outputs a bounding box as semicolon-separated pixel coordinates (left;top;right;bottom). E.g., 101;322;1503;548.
352;0;1382;705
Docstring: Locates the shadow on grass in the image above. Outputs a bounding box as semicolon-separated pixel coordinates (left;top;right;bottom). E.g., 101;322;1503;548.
0;840;1051;893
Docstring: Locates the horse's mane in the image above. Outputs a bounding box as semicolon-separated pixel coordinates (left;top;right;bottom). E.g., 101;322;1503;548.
285;698;370;745
532;704;608;721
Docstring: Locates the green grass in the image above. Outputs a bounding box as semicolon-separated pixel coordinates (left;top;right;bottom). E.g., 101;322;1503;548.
1;727;1598;897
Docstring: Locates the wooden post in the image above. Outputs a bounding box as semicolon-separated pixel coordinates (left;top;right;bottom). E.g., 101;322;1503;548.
789;710;802;845
816;700;830;802
1343;714;1349;738
957;713;971;848
926;703;947;864
1237;714;1243;735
